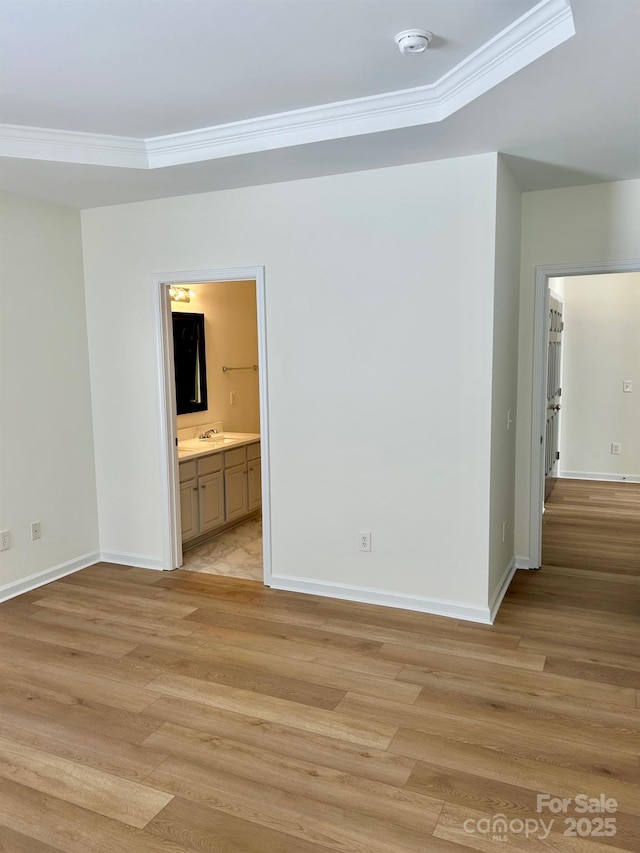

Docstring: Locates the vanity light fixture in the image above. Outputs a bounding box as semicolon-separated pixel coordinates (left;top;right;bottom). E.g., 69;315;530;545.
169;286;196;303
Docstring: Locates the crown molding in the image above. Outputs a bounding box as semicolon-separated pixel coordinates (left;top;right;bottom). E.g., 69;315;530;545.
434;0;574;119
0;0;573;171
0;123;147;168
147;0;573;168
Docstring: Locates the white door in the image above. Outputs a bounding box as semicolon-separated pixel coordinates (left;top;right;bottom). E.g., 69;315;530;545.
544;294;563;500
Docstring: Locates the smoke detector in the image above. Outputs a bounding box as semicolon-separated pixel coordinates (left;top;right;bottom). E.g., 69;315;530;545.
395;29;433;55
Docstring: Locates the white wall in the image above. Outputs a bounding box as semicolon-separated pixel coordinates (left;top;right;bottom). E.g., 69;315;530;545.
560;272;640;479
81;154;499;616
515;179;640;560
0;193;99;595
173;280;259;433
488;158;521;603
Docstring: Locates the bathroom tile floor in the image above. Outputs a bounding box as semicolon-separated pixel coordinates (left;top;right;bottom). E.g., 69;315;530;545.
180;516;263;581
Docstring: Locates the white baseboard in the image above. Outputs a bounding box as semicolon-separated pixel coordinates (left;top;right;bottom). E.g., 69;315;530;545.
515;555;534;569
0;551;101;603
99;551;167;571
269;575;492;624
489;558;516;623
560;471;640;484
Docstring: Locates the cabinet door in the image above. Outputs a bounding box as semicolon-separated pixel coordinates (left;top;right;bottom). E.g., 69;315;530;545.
247;458;262;511
225;463;248;521
179;479;198;542
199;471;225;532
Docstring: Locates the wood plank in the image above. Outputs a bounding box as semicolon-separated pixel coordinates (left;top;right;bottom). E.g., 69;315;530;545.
75;563;167;586
27;605;209;653
409;683;640;755
0;632;163;687
518;635;640;674
337;692;640;779
145;695;415;787
0;611;137;658
543;656;640;690
0;657;158;713
0;702;167;781
146;672;397;749
537;563;640;587
146;796;333;853
186;607;386;654
397;655;635;710
185;639;422;703
388;649;636;708
44;580;199;618
187;621;404;679
0;778;190;853
390;728;640;816
143;722;443;832
0;735;172;828
320;618;547;670
32;594;201;635
311;598;521;648
182;597;328;629
0;826;62;853
126;643;346;709
147;755;437;853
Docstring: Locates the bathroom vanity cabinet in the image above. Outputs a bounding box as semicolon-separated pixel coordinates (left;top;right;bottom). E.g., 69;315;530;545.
179;440;261;546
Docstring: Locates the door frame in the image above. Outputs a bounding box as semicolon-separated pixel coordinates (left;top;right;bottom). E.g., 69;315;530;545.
153;266;272;584
529;259;640;569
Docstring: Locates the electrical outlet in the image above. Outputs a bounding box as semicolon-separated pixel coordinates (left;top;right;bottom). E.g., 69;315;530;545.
611;443;621;456
358;530;371;552
31;521;42;541
623;380;633;393
0;529;10;551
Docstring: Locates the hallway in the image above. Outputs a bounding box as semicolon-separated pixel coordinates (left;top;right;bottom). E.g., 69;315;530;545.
542;479;640;574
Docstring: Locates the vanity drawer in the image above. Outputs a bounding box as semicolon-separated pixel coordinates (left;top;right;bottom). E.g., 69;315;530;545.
224;446;247;468
179;460;196;482
197;453;223;476
246;441;261;461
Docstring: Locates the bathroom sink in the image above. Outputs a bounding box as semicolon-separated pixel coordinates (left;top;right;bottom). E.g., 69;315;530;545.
178;437;239;451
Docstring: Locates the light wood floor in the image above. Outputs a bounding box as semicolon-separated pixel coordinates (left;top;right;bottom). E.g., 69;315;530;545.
0;498;638;851
543;478;640;574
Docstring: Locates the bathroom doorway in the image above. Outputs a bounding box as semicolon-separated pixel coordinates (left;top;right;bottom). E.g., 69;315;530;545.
155;266;271;584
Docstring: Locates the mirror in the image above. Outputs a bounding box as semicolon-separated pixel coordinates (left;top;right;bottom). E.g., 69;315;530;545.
172;312;208;414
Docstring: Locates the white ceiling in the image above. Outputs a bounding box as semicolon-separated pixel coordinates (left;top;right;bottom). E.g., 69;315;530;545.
0;0;638;208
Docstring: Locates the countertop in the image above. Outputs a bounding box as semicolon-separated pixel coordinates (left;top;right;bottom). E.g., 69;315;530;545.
177;432;260;462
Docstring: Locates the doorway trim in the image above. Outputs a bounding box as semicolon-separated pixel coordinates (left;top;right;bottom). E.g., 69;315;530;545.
153;266;271;583
529;258;640;569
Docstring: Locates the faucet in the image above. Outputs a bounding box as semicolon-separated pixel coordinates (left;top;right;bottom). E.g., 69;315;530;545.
198;428;219;439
